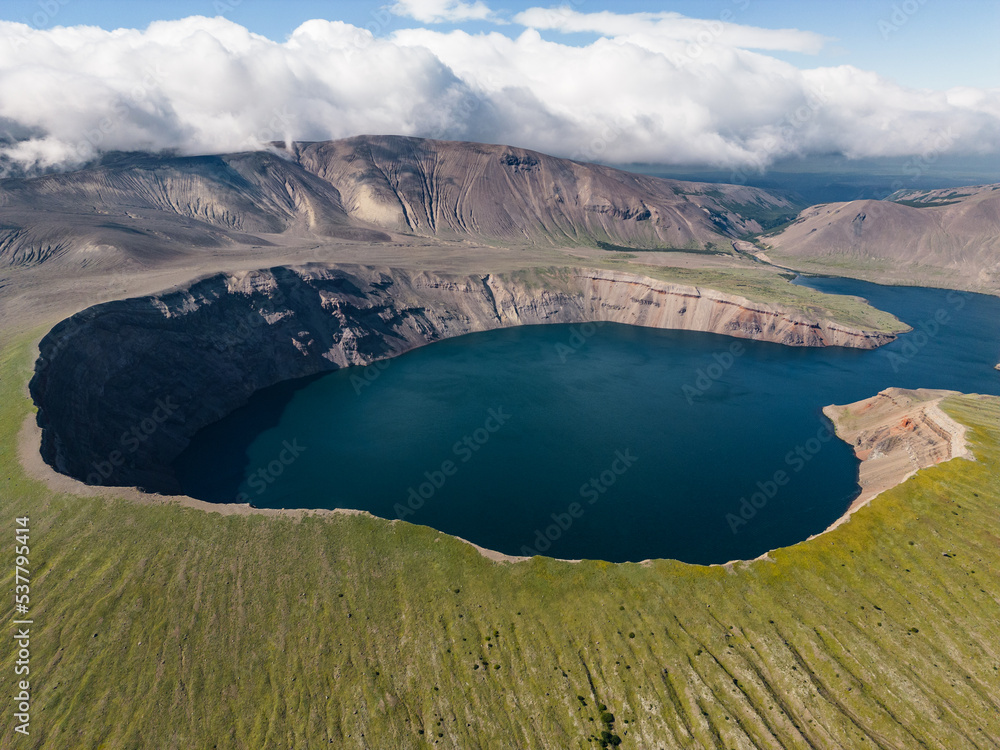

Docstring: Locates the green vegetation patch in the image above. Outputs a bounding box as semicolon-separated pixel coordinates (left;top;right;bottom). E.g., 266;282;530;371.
512;262;907;334
2;326;997;747
614;264;908;334
887;189;975;208
761;252;978;295
595;240;725;256
716;200;803;236
891;198;964;208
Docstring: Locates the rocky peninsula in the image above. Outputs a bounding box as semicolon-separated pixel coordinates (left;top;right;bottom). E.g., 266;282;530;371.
823;388;971;531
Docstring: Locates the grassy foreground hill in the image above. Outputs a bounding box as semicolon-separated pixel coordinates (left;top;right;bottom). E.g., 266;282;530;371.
2;332;999;749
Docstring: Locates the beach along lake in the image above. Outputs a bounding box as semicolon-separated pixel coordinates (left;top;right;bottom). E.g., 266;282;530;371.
174;278;1000;564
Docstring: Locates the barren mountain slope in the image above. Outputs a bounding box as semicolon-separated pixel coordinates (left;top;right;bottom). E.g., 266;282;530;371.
0;151;390;268
762;184;1000;291
0;136;800;271
290;135;797;247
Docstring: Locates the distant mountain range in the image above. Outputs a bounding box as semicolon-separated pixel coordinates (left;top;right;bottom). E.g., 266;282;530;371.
2;135;997;293
0;135;797;268
763;184;1000;291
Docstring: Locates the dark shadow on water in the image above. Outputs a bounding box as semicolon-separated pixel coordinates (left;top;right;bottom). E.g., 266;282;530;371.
173;372;326;504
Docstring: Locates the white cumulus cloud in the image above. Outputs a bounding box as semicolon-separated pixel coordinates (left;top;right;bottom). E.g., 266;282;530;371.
512;7;828;53
0;13;997;177
389;0;499;23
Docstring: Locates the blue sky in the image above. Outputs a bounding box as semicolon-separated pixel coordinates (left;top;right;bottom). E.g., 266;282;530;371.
2;0;997;89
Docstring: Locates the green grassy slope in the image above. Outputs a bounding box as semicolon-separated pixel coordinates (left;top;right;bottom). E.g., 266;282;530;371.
1;335;998;749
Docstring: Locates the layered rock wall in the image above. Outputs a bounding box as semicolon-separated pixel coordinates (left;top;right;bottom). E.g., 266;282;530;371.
29;264;897;493
823;388;970;530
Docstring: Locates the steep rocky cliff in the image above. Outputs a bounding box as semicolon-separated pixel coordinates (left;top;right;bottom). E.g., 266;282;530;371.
29;264;896;493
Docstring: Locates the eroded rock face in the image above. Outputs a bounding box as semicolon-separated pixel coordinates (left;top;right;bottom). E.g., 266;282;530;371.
29;264;896;493
290;136;798;246
822;388;970;530
1;136;799;269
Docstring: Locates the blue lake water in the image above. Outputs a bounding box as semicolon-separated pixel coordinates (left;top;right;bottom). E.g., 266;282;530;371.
174;277;1000;564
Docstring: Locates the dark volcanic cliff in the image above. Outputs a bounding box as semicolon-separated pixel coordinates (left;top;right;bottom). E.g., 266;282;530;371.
29;264;896;493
